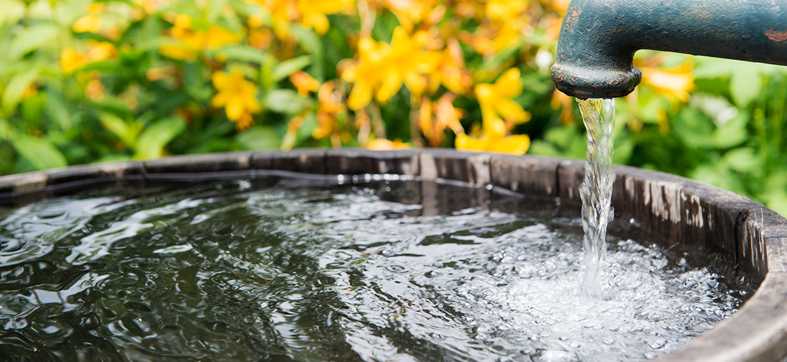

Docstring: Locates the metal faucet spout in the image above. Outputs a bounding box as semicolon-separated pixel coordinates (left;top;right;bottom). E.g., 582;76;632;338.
552;0;787;99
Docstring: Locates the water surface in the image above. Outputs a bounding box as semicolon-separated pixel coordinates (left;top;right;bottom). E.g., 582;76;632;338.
0;179;743;361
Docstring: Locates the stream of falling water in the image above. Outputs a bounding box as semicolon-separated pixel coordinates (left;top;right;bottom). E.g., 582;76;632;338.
577;98;616;297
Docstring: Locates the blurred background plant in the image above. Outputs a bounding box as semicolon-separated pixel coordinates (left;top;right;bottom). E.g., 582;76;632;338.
0;0;784;215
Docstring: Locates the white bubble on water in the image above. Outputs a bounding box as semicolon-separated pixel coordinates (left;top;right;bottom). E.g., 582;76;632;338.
258;189;744;362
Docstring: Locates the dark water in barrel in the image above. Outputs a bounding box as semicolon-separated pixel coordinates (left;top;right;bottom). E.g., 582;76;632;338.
0;178;744;361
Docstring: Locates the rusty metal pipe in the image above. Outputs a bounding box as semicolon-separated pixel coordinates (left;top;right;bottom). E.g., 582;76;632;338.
552;0;787;99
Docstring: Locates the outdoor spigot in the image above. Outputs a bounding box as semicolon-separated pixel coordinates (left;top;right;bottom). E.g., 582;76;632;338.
551;0;787;99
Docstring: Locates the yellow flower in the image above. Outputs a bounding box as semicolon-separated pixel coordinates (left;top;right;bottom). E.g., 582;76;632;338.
418;94;464;147
485;0;527;22
60;42;116;73
462;18;526;56
544;0;570;14
22;84;38;99
254;0;353;38
453;0;484;18
282;114;306;149
203;26;239;49
160;15;197;60
86;76;106;100
146;66;175;81
86;42;116;61
236;113;254;130
365;138;410;150
343;27;440;110
639;60;695;102
134;0;167;15
72;4;104;33
378;28;440;100
475;68;530;138
455;132;530;155
544;16;563;42
455;103;531;154
159;45;193;61
313;81;345;139
290;71;320;95
460;0;528;56
60;48;89;73
254;0;296;38
72;3;131;39
211;70;262;129
160;14;238;60
299;0;354;34
249;28;273;49
430;39;472;94
248;14;266;28
381;0;438;30
342;36;388;109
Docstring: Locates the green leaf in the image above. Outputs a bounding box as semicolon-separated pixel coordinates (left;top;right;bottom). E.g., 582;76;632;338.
763;173;787;216
45;92;73;130
0;118;11;139
712;114;748;148
10;24;59;59
290;26;324;80
92;96;133;118
730;66;761;107
636;88;668;124
213;45;268;64
20;92;45;124
99;113;143;147
766;192;787;217
260;53;276;92
370;11;399;42
264;89;310;114
0;142;15;174
722;148;758;173
96;154;132;163
206;0;229;22
690;164;744;195
544;126;578;148
236;126;280;150
183;62;212;101
134;117;186;160
272;56;311;82
693;57;735;79
613;136;634;164
2;67;38;116
673;108;716;148
53;0;92;25
11;135;67;170
528;141;561;157
475;46;521;82
296;112;317;144
0;0;25;25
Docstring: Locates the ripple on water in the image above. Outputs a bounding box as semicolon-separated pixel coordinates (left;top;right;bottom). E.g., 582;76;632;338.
0;197;124;268
0;180;743;361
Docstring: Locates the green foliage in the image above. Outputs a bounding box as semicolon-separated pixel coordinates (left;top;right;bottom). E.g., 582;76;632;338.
0;0;783;216
11;135;67;169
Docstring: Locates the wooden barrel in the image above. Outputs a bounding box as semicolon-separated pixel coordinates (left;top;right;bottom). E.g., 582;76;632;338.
1;149;785;362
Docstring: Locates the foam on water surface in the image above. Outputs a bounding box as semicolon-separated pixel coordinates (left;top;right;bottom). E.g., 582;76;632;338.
0;180;743;361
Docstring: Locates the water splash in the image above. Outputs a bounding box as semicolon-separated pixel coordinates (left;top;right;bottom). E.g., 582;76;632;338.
577;98;616;297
